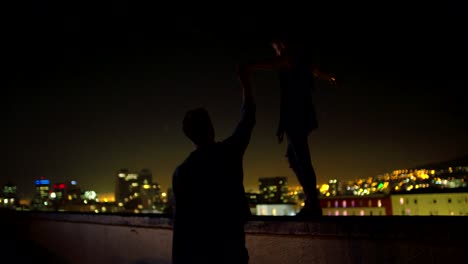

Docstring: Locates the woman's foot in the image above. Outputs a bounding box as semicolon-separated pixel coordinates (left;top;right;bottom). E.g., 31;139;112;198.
295;206;322;218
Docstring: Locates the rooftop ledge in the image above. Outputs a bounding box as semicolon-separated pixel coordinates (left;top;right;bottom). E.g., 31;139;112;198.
20;211;467;239
3;211;468;264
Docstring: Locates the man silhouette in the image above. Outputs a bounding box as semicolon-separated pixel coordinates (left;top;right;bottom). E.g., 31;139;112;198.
171;65;255;264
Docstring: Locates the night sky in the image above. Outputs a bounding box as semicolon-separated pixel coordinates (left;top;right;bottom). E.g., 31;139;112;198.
3;3;467;199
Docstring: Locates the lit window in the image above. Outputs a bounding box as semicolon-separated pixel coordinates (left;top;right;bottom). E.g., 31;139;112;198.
342;200;347;208
377;200;382;207
399;197;404;205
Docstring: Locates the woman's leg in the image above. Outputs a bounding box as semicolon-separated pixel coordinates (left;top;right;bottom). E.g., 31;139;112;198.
286;132;322;215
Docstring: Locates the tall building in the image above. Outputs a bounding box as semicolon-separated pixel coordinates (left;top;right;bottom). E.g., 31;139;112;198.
115;168;130;204
30;177;52;211
115;168;141;205
1;182;18;209
258;176;289;204
139;168;152;185
2;182;17;197
138;169;162;212
35;177;50;199
114;168;163;213
50;180;82;208
328;179;342;196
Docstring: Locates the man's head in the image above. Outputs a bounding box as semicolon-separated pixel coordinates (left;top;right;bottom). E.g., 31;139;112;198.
182;108;215;147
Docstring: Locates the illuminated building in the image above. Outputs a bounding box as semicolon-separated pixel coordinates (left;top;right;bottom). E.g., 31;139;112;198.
1;182;18;209
115;168;131;204
255;177;300;215
328;179;342;196
35;177;50;200
391;189;468;216
50;180;82;206
114;168;163;213
321;195;392;216
258;176;289;204
30;177;52;211
256;204;297;216
245;192;259;215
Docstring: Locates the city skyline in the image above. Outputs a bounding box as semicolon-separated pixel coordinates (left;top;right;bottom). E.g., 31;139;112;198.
4;3;467;199
6;153;468;201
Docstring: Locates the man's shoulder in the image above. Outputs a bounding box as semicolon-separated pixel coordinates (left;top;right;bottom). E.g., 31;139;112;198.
173;161;190;184
174;151;198;173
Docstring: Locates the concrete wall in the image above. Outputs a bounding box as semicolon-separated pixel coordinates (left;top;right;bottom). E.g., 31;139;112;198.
2;211;467;264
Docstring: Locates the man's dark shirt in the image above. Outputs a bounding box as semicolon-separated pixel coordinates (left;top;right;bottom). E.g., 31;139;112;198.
171;101;255;264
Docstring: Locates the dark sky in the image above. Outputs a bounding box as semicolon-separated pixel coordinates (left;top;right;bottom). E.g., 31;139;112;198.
3;2;467;199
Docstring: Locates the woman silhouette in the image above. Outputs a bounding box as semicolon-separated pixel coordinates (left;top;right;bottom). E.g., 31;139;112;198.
249;34;337;217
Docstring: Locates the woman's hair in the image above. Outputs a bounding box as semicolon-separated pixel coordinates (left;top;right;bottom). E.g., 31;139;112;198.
271;28;310;55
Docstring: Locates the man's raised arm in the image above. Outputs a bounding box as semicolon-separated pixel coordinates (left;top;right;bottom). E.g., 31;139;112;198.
228;64;256;148
236;64;255;109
